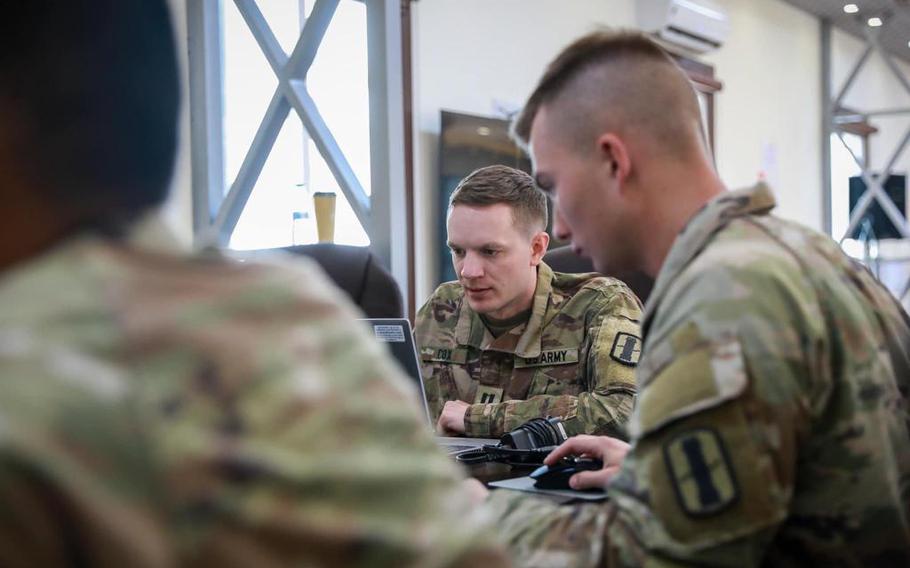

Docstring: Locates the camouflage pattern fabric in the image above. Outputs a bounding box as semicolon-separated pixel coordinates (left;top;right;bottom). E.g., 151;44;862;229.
0;219;509;567
415;262;641;438
485;183;910;566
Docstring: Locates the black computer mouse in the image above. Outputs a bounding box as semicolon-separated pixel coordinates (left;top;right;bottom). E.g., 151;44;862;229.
529;457;604;490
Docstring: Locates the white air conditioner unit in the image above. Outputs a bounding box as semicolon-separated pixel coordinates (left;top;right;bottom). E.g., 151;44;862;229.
636;0;730;54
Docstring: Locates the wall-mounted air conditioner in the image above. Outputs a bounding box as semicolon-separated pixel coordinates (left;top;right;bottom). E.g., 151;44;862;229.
636;0;730;54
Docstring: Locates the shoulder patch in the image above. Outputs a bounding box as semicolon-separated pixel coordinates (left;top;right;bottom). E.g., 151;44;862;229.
663;428;739;517
610;332;642;366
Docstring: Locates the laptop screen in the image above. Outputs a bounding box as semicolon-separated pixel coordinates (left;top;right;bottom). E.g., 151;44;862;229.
360;318;433;427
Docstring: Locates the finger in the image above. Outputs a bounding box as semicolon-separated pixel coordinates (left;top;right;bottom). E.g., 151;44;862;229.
569;467;619;491
545;436;604;464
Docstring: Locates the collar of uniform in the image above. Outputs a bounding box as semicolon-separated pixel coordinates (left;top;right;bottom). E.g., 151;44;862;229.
126;212;188;255
641;182;776;338
454;261;554;357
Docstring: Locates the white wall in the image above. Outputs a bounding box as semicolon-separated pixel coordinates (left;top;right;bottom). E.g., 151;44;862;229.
701;0;821;230
412;0;827;303
412;0;636;301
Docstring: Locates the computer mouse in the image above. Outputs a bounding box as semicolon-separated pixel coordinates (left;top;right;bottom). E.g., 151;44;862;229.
529;457;604;490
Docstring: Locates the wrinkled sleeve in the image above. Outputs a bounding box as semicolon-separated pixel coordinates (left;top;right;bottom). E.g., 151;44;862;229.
464;287;640;438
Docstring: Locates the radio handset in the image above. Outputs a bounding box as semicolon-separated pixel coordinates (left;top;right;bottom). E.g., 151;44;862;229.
454;417;569;465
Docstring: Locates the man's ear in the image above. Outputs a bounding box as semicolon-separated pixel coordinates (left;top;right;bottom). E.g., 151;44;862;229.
595;132;631;188
530;231;550;266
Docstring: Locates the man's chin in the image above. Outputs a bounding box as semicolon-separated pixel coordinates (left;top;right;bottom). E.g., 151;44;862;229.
593;256;633;277
464;295;496;315
592;257;614;275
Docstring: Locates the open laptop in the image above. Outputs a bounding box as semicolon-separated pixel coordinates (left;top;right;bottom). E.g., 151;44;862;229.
360;318;499;453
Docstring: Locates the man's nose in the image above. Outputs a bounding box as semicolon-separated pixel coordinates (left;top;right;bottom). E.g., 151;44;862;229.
460;253;484;279
553;208;572;242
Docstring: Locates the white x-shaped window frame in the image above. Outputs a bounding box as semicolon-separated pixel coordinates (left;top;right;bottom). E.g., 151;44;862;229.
187;0;410;306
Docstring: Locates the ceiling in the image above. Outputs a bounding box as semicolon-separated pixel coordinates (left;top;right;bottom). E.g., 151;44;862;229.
782;0;910;63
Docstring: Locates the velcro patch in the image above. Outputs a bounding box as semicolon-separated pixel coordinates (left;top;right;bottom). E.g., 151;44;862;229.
514;348;579;368
474;385;504;405
610;332;641;366
420;346;467;364
663;428;738;517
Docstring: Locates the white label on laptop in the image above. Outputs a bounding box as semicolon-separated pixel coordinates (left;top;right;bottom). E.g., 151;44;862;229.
374;325;406;343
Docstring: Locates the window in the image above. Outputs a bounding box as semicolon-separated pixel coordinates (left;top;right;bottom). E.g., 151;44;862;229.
222;0;370;250
670;53;722;157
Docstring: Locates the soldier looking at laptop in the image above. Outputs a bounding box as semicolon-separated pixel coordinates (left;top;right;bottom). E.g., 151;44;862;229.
415;165;642;439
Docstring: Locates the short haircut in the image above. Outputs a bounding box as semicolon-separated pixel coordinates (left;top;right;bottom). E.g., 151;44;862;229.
449;165;547;234
512;30;704;158
0;0;179;228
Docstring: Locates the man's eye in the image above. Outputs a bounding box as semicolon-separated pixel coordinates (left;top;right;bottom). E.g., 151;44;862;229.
534;176;553;195
483;249;499;257
450;248;464;257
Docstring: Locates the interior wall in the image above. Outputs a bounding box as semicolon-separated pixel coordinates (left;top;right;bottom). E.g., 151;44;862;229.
700;0;821;230
412;0;825;303
165;0;906;305
412;0;636;302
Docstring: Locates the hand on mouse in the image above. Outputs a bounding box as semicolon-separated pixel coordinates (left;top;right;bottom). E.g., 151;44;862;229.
544;435;629;490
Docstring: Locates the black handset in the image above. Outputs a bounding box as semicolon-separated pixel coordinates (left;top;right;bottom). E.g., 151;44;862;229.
454;417;569;465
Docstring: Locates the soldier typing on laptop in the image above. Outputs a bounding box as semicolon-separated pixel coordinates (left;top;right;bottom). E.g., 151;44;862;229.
415;165;642;439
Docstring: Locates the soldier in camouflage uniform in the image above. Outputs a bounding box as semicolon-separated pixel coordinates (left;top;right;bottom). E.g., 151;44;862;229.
416;166;641;439
0;2;508;566
481;30;910;566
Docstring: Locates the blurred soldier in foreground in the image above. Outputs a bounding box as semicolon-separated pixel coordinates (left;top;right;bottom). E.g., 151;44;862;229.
0;2;506;566
483;30;910;566
416;165;641;438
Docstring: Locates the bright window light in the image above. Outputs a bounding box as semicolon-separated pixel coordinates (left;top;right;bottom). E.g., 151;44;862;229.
868;16;883;27
843;4;859;14
223;0;371;251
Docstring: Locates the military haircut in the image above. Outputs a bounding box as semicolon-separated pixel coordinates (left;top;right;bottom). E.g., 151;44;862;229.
511;30;705;160
449;165;548;235
0;0;179;229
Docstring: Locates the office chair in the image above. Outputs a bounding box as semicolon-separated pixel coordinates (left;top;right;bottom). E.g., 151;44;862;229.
543;245;654;305
278;243;404;318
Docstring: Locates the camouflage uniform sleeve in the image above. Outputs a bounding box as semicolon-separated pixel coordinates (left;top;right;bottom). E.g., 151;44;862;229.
575;286;640;437
483;264;808;567
600;263;812;566
483;490;612;568
464;286;640;438
145;266;510;566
